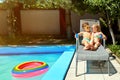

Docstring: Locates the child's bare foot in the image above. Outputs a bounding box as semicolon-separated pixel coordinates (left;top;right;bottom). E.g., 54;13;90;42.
83;45;90;50
83;47;89;50
90;46;94;50
92;46;98;50
83;47;90;50
89;44;94;50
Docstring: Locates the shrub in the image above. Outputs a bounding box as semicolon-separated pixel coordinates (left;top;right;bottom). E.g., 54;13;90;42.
108;44;120;58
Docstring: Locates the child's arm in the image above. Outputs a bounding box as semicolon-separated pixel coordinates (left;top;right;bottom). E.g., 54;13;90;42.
101;32;107;40
78;32;83;36
90;32;94;44
75;32;83;38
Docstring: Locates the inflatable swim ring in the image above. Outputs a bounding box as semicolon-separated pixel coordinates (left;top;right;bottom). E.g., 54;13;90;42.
12;61;49;78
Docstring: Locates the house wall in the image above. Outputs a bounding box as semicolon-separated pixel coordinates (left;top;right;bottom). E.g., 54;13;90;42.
21;10;60;34
118;19;120;31
0;10;8;35
0;9;99;36
0;10;61;35
71;12;99;33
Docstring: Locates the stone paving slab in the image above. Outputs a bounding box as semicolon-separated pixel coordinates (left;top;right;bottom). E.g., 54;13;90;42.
65;53;120;80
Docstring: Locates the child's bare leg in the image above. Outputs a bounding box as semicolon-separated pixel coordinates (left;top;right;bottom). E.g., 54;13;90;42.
94;42;100;50
83;42;90;50
89;41;94;50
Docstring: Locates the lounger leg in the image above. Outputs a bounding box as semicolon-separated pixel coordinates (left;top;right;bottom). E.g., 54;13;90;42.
76;59;78;76
108;60;110;76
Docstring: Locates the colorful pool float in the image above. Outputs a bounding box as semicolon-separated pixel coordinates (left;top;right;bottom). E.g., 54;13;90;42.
12;61;49;78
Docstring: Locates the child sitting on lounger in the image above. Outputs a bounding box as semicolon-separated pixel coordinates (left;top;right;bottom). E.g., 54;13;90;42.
75;22;92;50
90;24;107;50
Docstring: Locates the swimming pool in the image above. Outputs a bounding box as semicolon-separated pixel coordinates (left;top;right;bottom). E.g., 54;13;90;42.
0;45;75;80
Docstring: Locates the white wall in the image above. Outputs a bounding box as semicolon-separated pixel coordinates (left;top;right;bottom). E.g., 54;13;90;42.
21;10;60;34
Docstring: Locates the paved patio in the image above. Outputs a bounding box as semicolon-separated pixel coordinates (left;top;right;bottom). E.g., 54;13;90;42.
65;52;120;80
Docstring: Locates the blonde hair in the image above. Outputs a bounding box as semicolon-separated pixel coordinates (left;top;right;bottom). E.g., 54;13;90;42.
92;24;101;32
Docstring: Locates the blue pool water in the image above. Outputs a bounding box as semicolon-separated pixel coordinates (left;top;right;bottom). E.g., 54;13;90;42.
0;45;75;80
0;53;61;80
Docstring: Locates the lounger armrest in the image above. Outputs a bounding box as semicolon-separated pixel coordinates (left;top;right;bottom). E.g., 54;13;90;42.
79;36;83;44
76;38;80;51
76;36;82;51
76;38;78;50
102;39;106;48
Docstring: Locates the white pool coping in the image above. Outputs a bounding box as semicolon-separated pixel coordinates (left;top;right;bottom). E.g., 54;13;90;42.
42;47;75;80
